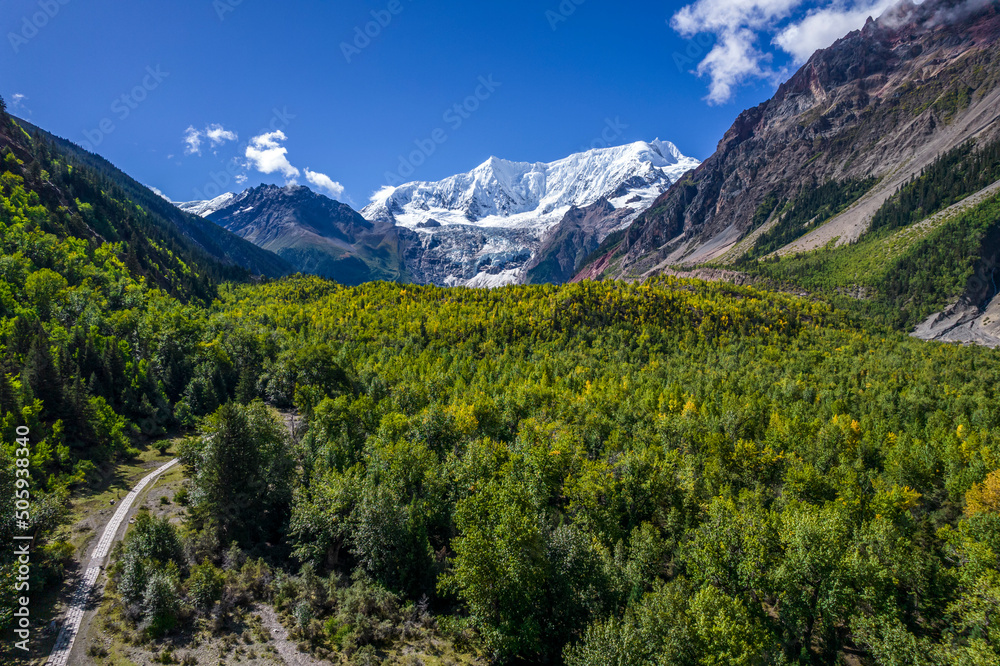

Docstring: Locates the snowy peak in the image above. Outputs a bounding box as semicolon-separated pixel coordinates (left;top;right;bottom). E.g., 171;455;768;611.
177;192;237;218
177;184;340;219
362;139;700;231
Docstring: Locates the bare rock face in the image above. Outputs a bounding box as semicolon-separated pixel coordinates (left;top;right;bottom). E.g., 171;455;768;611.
525;199;633;285
205;185;417;285
591;0;1000;278
913;300;1000;348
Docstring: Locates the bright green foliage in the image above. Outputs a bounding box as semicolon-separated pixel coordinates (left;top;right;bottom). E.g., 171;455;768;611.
110;511;183;637
564;579;777;666
0;445;16;633
771;502;855;659
444;462;552;660
125;511;183;565
141;568;180;638
688;585;775;666
186;561;224;612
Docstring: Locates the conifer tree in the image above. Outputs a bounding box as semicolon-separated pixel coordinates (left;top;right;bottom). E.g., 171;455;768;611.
23;332;61;418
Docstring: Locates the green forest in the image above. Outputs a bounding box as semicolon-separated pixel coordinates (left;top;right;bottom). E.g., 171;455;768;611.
743;177;878;261
1;96;1000;666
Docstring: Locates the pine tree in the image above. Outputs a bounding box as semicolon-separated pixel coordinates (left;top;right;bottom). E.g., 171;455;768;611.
0;372;17;416
24;332;62;418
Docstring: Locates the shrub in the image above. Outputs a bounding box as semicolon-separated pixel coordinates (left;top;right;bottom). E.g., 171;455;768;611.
187;561;224;613
141;569;179;638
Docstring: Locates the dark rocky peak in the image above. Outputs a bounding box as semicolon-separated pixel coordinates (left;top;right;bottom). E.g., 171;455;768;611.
774;0;998;106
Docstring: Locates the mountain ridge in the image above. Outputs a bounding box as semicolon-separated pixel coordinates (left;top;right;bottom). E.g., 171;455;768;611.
361;139;698;232
197;184;413;286
0;114;291;299
178;139;700;287
579;0;1000;280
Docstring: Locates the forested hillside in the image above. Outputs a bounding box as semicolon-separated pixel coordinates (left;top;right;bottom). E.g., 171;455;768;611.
4;171;1000;664
0;109;290;299
0;97;290;646
725;131;1000;336
84;276;1000;665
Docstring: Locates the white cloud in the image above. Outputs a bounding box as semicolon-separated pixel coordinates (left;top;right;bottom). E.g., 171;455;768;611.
9;93;30;116
245;130;300;180
183;126;203;156
700;29;777;105
672;0;803;104
148;186;172;202
205;123;238;147
183;123;238;156
304;168;345;199
774;0;899;63
671;0;912;103
235;174;248;185
672;0;803;36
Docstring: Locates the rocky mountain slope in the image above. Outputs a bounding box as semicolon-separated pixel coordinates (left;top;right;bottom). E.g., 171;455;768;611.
578;0;1000;280
198;185;414;285
524;198;633;285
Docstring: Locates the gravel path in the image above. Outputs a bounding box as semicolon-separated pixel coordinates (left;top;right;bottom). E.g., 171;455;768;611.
45;459;179;666
254;604;326;666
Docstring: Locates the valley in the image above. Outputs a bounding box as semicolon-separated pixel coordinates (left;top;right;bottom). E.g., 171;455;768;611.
3;1;1000;665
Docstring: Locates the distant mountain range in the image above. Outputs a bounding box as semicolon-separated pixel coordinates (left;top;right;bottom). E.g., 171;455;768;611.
178;140;699;286
182;185;411;285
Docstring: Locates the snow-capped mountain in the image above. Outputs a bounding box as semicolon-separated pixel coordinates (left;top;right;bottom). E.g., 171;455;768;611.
177;192;237;218
174;140;699;288
360;140;699;286
363;140;698;231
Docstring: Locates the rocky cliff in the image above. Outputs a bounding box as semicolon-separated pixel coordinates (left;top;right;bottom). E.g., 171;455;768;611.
585;0;1000;278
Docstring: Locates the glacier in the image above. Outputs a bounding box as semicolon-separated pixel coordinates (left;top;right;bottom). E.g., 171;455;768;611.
172;140;699;288
360;139;700;286
362;139;698;231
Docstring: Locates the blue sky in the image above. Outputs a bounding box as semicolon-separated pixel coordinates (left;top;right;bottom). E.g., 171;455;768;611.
0;0;900;206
